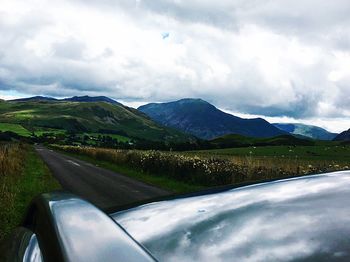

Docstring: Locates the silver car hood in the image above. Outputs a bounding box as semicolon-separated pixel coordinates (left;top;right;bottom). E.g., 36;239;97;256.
112;171;350;262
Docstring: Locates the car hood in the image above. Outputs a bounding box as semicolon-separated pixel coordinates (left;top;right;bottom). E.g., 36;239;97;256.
111;171;350;262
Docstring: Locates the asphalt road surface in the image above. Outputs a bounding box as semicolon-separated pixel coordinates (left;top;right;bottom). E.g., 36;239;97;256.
35;145;170;210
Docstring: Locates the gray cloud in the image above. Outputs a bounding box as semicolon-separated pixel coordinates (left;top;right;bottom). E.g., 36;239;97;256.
52;38;86;60
0;0;350;123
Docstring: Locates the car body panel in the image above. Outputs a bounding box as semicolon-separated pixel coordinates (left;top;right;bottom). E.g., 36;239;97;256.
112;171;350;261
23;234;42;262
4;192;156;262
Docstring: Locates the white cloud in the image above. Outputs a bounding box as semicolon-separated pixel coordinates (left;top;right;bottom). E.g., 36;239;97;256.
0;0;349;129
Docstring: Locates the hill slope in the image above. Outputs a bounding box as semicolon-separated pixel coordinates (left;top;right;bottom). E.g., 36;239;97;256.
0;100;192;142
334;129;350;141
138;98;285;140
273;123;337;140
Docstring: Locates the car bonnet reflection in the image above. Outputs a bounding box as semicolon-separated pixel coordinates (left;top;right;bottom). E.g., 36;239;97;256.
112;171;350;262
49;196;155;261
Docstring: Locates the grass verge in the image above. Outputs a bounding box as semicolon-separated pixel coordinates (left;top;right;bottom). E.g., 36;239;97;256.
60;150;204;194
0;145;60;241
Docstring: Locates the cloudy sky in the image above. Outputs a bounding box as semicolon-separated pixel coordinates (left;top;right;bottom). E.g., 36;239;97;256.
0;0;349;132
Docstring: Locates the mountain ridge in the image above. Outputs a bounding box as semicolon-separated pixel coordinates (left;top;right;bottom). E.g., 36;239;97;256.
11;95;121;105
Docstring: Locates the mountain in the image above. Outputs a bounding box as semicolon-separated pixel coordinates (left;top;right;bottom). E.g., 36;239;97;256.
273;123;337;140
138;98;286;140
0;99;192;142
333;129;350;141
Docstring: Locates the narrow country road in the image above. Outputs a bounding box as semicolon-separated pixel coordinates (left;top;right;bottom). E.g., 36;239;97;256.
35;145;170;210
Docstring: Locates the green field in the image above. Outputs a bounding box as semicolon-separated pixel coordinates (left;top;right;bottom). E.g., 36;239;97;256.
4;125;131;144
192;145;350;163
0;123;32;137
34;128;66;136
87;133;131;143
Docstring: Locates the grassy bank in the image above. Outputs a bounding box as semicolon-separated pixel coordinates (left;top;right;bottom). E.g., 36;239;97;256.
53;145;350;191
0;144;60;241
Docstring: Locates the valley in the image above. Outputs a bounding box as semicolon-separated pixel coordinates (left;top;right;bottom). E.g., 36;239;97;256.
0;95;348;243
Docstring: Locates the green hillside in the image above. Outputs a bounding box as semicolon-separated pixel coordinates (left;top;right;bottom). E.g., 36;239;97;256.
0;123;32;137
0;100;192;142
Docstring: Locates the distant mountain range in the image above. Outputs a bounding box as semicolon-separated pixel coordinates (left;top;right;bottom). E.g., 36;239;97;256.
273;123;337;141
5;95;342;143
12;95;121;105
138;98;286;140
334;129;350;141
11;96;58;102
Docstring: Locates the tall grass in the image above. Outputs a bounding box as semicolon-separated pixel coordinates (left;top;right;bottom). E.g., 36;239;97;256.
0;143;27;240
53;145;349;187
0;143;60;241
0;143;25;179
